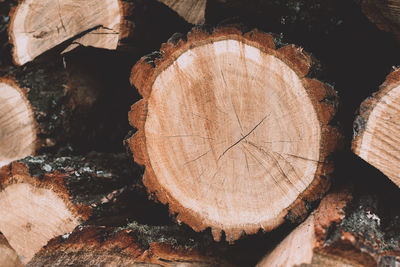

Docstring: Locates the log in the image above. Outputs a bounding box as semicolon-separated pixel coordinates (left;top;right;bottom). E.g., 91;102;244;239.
4;0;193;66
352;68;400;187
0;233;23;267
157;0;206;25
257;188;400;266
0;49;139;165
0;59;98;166
0;152;147;263
362;0;400;41
127;26;341;242
26;223;231;267
7;0;135;65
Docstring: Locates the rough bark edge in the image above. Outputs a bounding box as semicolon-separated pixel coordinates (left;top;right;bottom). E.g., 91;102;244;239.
352;67;400;155
8;0;134;66
27;224;230;267
0;76;39;153
128;26;340;242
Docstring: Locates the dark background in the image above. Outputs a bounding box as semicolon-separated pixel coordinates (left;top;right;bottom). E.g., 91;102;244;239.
59;1;400;265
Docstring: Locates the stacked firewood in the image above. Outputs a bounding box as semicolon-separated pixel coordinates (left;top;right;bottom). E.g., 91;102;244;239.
1;0;400;266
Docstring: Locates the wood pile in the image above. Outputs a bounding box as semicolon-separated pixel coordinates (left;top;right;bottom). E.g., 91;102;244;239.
1;0;400;266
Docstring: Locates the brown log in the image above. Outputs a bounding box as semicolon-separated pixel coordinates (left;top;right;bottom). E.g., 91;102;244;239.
157;0;206;24
0;233;23;267
26;223;231;267
257;188;400;266
127;26;340;242
0;59;100;166
362;0;400;41
0;152;150;263
352;68;400;187
8;0;135;65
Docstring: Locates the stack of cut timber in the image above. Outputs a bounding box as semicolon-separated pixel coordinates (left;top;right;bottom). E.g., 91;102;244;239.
3;0;400;266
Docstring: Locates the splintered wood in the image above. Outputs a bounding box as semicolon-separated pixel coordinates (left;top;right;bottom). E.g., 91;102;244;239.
128;27;340;242
353;69;400;187
9;0;133;65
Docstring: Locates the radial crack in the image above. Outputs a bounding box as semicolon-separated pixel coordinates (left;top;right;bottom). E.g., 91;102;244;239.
218;113;269;161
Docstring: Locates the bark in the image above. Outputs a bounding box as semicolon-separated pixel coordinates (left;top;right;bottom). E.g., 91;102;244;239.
26;223;232;267
127;25;340;242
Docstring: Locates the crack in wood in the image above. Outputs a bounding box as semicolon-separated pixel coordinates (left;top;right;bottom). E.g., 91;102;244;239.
218;113;270;161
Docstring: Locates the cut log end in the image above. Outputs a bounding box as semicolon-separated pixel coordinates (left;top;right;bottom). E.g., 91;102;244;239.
0;152;139;263
0;160;81;263
0;80;36;167
128;27;339;242
352;68;400;187
0;182;79;264
9;0;128;65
